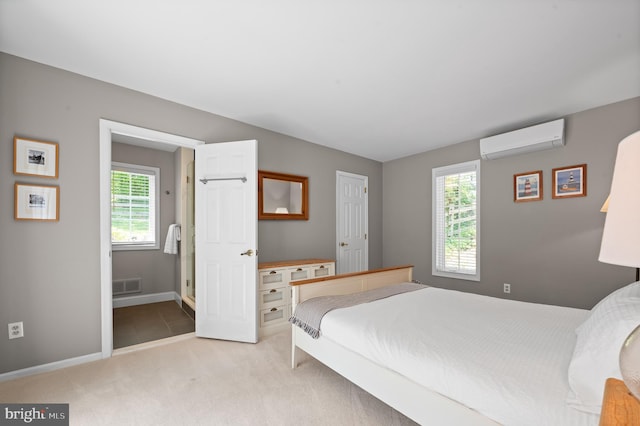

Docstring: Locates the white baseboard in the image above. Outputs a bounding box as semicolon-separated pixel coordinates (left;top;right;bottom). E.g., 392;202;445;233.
1;291;186;382
113;291;181;308
0;352;103;383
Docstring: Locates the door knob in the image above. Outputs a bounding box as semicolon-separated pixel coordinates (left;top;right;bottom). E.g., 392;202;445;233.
240;249;254;256
340;242;348;247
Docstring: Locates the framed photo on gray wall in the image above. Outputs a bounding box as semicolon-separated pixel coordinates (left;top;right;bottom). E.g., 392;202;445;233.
14;183;60;221
552;164;587;199
13;136;59;178
514;170;543;202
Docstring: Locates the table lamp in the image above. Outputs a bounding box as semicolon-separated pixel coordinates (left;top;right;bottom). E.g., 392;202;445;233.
598;130;640;400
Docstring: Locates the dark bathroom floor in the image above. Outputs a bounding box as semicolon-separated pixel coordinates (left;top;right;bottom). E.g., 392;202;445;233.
113;301;195;349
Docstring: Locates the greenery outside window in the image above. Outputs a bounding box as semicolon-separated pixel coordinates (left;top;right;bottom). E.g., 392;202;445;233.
432;160;480;281
111;162;160;250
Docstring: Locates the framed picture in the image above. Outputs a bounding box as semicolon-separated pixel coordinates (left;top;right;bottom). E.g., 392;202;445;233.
514;170;543;202
552;164;587;199
13;136;59;178
14;183;60;221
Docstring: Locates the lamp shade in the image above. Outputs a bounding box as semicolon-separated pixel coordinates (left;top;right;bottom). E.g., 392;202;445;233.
599;131;640;268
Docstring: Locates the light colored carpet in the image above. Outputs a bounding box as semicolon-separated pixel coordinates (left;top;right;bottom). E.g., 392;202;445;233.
0;331;417;425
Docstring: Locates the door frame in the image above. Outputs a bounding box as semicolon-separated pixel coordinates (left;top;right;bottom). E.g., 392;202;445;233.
335;170;369;274
99;119;204;358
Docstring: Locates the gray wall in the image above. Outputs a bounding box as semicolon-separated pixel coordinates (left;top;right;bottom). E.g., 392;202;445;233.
383;97;640;310
258;139;383;264
0;53;382;373
2;49;636;375
111;142;177;297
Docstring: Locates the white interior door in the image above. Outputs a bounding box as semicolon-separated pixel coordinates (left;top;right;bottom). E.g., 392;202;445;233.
195;140;257;343
336;171;368;274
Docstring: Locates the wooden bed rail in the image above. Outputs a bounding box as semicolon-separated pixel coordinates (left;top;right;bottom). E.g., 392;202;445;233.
290;265;414;310
289;264;414;286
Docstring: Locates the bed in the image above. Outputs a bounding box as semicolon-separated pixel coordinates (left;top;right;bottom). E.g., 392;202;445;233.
289;265;640;425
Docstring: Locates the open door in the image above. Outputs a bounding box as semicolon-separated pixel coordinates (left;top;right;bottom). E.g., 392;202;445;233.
195;140;258;343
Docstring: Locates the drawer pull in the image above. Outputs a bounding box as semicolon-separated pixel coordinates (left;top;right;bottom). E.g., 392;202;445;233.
296;268;303;271
319;265;325;269
269;289;277;293
270;307;278;312
269;271;277;274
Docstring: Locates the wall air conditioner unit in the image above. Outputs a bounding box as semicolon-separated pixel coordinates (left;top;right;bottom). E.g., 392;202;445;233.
480;118;565;160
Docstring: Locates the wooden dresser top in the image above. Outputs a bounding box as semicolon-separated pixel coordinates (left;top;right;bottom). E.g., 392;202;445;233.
258;259;334;270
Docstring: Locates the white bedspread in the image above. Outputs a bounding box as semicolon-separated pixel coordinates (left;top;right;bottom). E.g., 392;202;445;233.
320;286;598;426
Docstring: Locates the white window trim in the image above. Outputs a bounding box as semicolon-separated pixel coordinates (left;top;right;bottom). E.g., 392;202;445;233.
432;159;481;281
111;161;160;251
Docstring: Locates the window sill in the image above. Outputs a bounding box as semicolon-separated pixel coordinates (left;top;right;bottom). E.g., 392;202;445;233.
112;244;159;252
432;270;480;282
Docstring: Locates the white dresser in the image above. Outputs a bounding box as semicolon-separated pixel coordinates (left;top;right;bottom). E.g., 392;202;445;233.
257;259;335;337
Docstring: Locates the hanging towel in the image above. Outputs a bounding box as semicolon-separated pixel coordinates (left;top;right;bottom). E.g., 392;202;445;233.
164;224;181;254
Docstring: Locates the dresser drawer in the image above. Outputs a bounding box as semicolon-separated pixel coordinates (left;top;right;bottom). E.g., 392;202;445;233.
257;259;334;338
258;268;286;290
288;267;311;282
310;263;334;278
259;305;289;328
259;287;290;310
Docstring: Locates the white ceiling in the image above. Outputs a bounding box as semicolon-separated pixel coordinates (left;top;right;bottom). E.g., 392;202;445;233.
1;1;638;162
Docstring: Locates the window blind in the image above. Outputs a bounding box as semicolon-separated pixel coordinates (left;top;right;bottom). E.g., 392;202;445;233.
111;162;159;248
432;160;480;281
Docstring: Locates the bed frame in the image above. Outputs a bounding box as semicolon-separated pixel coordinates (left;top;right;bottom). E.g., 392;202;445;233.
290;265;499;426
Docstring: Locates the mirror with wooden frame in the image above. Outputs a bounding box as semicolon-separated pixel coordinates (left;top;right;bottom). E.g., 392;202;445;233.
258;170;309;220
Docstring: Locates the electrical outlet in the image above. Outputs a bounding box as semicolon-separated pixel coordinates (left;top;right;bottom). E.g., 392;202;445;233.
503;283;511;294
8;322;23;339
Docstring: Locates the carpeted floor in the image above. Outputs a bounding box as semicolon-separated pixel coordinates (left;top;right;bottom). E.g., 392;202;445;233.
0;331;417;425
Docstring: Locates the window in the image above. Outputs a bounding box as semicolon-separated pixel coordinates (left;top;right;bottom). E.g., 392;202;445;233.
111;162;160;250
432;160;480;281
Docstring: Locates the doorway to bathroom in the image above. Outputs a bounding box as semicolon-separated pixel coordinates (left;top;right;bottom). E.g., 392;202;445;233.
100;121;258;355
99;120;204;356
110;139;196;349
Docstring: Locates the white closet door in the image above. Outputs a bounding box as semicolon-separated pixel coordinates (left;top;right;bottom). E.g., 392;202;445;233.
336;171;368;274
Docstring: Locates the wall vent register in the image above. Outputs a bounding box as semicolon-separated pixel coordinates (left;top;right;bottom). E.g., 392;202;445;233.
112;277;142;296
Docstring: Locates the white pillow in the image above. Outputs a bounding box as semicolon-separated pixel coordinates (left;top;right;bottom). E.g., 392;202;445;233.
566;281;640;414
